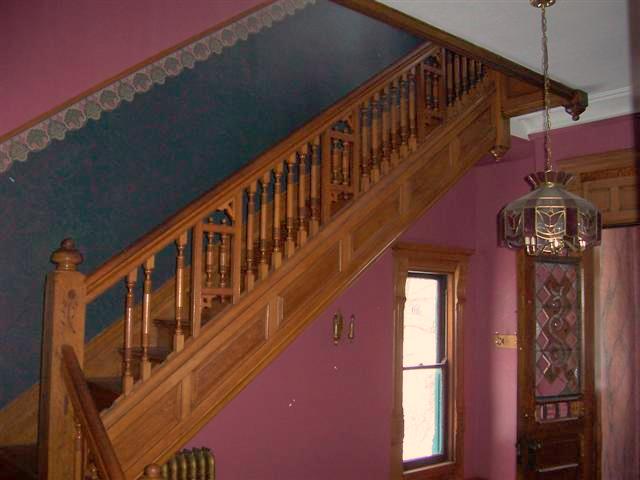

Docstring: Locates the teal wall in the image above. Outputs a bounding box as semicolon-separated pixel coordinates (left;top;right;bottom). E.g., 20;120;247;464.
0;0;422;407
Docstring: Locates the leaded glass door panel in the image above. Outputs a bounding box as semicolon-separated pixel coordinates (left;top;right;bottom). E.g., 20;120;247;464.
517;252;595;480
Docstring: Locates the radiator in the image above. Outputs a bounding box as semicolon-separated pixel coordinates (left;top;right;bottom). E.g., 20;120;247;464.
162;447;215;480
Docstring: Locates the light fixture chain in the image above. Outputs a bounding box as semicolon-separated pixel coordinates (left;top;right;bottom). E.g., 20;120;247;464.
541;4;553;172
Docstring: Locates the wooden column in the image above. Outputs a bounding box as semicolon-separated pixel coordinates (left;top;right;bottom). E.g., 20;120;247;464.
490;72;511;160
173;233;187;352
285;153;298;258
399;74;409;158
390;83;400;166
309;139;321;235
360;103;371;192
190;221;204;337
122;268;137;394
297;147;309;246
272;164;284;269
140;256;155;381
371;94;381;182
415;64;426;144
408;69;418;151
245;181;258;290
381;88;391;171
259;172;271;279
38;239;86;480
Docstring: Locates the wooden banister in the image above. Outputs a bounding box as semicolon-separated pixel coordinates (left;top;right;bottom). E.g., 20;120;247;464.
25;23;592;478
60;345;126;480
84;42;437;302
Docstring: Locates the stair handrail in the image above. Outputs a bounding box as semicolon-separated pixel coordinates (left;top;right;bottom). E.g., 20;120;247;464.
60;344;126;480
84;41;437;303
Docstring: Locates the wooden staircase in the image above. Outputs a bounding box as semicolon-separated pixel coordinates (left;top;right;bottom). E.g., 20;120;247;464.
0;6;587;478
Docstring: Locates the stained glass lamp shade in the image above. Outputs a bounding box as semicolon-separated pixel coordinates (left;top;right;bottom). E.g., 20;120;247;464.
499;171;601;255
498;0;601;256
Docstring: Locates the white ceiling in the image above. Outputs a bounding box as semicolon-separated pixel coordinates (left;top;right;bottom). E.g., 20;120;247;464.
377;0;634;136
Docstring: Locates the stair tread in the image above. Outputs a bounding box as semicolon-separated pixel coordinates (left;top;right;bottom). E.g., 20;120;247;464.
154;318;191;329
0;444;38;479
120;345;172;363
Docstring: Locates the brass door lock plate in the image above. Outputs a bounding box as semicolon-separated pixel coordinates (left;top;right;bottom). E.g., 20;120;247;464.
494;333;518;349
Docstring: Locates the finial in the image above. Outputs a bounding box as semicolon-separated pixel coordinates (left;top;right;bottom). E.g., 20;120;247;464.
143;464;163;479
50;238;83;271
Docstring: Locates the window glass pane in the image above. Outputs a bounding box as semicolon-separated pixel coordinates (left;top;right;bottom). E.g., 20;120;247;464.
402;368;444;462
403;275;440;367
534;260;582;399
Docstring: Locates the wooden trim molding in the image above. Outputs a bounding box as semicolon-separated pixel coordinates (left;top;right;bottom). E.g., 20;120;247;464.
390;243;472;480
0;0;314;174
557;148;639;227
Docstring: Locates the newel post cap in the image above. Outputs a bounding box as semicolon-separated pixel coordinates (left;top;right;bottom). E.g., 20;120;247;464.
50;238;83;271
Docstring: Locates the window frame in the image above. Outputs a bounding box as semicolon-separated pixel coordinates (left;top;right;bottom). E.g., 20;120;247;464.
391;243;471;480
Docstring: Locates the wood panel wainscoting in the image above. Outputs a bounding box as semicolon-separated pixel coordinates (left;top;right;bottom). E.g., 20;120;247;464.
0;4;587;478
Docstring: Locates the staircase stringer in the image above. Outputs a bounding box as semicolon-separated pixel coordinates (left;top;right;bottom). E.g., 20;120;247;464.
102;89;498;478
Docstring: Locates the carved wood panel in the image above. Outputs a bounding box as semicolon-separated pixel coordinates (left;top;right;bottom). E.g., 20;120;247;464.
558;149;639;227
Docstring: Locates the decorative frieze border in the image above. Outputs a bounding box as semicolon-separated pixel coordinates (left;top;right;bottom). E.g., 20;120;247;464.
0;0;316;174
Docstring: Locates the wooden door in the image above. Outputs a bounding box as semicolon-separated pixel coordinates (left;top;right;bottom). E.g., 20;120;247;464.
516;252;595;480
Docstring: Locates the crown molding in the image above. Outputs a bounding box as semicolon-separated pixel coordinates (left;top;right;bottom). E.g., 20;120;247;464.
510;86;635;139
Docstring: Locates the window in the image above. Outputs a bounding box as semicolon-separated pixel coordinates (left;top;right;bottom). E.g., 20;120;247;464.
403;273;447;468
391;243;470;480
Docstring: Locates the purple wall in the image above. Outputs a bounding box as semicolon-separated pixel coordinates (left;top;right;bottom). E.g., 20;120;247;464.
1;0;265;136
187;114;637;480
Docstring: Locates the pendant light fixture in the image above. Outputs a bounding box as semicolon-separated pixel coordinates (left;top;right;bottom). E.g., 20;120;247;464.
498;0;601;256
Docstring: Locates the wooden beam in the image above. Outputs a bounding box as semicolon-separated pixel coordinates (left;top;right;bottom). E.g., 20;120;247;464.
331;0;588;118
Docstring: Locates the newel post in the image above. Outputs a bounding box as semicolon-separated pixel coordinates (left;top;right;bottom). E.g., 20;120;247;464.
38;239;86;480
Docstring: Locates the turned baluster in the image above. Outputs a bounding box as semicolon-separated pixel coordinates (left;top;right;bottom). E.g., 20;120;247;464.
204;218;215;288
285;153;297;258
219;218;230;303
408;69;418;151
446;51;454;106
245;181;257;290
259;172;270;280
173;233;187;352
454;53;463;101
381;89;391;169
426;72;434;111
298;147;309;245
435;72;443;113
469;59;476;89
140;256;155;381
360;103;371;191
463;57;470;94
341;141;352;198
122;268;137;394
371;94;382;181
272;164;284;269
331;139;342;185
309;138;321;235
390;83;400;166
476;60;484;82
399;74;409;158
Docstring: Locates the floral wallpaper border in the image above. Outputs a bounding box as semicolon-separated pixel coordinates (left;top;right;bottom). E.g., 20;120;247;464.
0;0;316;175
